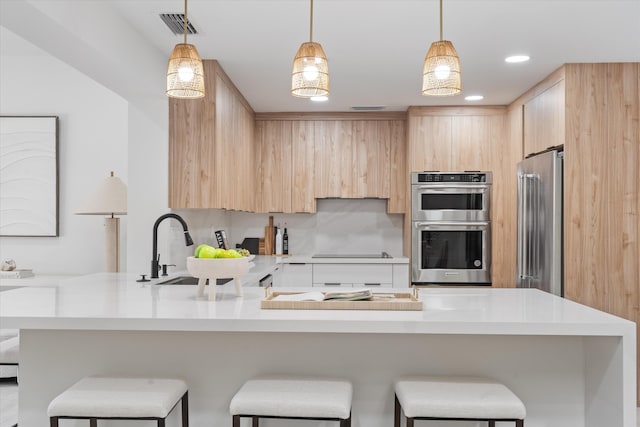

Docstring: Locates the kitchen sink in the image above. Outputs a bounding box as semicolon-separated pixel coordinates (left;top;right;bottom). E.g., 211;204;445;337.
156;276;232;286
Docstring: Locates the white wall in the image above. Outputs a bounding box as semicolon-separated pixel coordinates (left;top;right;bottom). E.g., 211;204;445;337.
0;27;128;275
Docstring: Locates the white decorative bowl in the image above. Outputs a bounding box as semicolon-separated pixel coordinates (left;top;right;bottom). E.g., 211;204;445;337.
187;256;249;300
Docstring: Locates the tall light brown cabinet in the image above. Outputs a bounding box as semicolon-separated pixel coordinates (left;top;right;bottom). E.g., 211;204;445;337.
511;63;640;401
406;107;522;287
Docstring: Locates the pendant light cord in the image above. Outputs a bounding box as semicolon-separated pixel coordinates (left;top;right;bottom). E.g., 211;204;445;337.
183;0;188;44
439;0;443;40
309;0;314;42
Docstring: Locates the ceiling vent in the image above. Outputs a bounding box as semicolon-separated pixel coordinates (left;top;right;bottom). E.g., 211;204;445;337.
160;14;198;35
350;106;386;111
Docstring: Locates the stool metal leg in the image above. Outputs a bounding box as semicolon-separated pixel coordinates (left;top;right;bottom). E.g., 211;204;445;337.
90;418;97;427
252;416;259;427
489;421;495;427
516;420;524;427
158;419;165;427
232;415;240;427
341;413;352;427
406;417;414;427
181;391;189;427
394;394;401;427
49;417;59;427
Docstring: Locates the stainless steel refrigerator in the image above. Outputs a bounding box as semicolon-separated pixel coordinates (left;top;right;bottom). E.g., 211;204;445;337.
516;149;563;296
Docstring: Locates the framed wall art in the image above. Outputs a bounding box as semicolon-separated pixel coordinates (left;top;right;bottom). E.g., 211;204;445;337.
0;116;59;236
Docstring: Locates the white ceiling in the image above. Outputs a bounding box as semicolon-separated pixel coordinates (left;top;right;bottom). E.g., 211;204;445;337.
5;0;640;113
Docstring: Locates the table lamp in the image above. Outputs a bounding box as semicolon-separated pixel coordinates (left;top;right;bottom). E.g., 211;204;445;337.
76;171;127;272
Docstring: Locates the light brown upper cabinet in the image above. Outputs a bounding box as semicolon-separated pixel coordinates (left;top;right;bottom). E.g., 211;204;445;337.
169;60;255;210
255;120;316;213
314;120;394;199
256;113;406;214
523;79;565;157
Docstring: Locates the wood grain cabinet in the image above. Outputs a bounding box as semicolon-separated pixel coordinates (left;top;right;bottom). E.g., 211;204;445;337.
169;60;255;210
406;107;520;287
255;114;406;214
255;120;316;213
523;79;565;156
511;63;640;402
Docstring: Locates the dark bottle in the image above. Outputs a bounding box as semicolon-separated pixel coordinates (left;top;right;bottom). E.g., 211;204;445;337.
283;224;289;255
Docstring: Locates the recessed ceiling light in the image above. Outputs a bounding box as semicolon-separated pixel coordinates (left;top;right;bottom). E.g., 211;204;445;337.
465;95;484;101
310;96;328;102
505;55;530;63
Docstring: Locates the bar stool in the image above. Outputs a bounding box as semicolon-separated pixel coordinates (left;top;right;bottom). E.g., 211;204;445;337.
394;376;526;426
47;376;189;427
230;375;352;426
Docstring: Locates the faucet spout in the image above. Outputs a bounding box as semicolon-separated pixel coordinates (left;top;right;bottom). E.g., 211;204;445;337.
151;213;194;279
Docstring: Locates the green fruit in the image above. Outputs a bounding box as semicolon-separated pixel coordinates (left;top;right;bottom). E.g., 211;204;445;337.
198;245;219;258
194;244;211;258
221;249;242;259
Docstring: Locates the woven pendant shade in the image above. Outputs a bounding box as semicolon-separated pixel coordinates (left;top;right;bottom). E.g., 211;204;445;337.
422;40;461;96
166;43;205;98
291;41;329;97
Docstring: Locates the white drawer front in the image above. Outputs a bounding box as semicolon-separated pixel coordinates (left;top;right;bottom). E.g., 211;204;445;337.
353;282;393;288
276;263;312;287
312;282;353;288
392;264;410;288
313;264;393;284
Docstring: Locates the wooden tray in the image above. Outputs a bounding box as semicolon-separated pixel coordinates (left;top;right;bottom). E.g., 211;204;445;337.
261;288;422;311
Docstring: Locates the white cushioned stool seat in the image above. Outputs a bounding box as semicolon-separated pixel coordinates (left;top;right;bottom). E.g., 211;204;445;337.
230;376;352;419
48;376;188;419
0;336;19;364
395;376;526;422
0;329;19;341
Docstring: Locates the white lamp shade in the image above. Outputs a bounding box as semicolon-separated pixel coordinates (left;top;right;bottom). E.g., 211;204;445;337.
76;172;127;216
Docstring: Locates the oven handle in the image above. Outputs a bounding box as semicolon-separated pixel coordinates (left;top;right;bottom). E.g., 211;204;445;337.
415;184;489;191
414;221;489;229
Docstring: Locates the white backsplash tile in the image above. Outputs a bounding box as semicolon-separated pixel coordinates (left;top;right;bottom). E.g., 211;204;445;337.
164;200;404;265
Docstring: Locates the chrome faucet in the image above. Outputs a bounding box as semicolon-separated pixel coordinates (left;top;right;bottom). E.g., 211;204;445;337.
151;213;194;279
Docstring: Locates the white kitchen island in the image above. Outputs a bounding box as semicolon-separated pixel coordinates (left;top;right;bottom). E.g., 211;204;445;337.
0;273;635;427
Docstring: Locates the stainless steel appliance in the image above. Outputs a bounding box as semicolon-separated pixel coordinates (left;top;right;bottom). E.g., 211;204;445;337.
411;172;491;222
516;149;563;296
411;172;492;285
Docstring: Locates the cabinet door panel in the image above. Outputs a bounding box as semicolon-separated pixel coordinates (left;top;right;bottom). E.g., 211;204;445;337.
388;120;407;214
275;263;312;287
314;121;340;197
259;121;292;212
292;121;316;212
408;115;452;172
313;264;393;284
524;80;565;156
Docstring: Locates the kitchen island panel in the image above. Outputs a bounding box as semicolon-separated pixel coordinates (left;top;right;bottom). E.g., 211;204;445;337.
19;330;596;427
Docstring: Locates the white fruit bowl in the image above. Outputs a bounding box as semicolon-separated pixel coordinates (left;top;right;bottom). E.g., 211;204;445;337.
187;256;249;300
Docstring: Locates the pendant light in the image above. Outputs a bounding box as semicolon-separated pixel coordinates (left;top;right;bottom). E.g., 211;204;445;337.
166;0;205;98
422;0;461;96
291;0;329;98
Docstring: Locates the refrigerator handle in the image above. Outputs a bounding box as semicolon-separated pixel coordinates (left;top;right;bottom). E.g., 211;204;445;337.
517;173;526;283
524;174;535;285
532;174;540;281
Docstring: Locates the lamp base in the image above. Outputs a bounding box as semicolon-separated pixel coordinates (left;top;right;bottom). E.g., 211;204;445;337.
104;217;120;272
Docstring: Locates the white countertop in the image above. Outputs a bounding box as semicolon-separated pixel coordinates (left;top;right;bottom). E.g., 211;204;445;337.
0;272;633;337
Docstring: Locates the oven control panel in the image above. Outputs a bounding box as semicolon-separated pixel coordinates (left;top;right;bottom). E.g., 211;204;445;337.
412;172;491;184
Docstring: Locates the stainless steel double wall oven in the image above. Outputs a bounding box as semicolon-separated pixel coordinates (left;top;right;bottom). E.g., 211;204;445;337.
411;172;492;285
